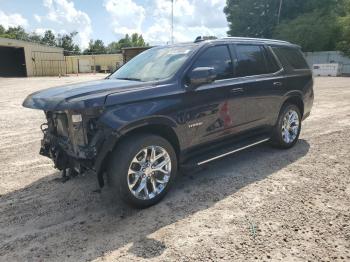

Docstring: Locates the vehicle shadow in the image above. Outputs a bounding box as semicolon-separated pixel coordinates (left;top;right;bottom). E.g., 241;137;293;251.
0;140;310;261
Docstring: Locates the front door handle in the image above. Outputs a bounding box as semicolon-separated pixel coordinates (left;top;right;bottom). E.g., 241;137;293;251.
230;88;244;94
273;81;283;87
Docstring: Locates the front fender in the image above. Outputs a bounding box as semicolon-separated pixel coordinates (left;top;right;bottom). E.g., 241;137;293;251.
95;102;180;187
98;100;179;133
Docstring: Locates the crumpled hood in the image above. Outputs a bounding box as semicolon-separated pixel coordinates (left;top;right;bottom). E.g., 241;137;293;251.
22;79;152;111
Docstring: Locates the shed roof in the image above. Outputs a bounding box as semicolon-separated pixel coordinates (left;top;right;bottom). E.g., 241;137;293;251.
0;37;64;51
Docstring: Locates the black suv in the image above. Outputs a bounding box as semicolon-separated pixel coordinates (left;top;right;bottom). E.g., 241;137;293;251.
23;37;314;208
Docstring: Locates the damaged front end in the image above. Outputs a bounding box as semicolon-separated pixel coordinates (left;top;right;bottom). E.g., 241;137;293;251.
39;108;117;185
22;78;147;185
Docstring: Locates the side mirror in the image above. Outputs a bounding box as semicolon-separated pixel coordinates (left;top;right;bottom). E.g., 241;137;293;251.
187;67;216;89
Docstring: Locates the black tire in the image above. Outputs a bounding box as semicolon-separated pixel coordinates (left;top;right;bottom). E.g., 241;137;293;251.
270;103;302;149
107;134;177;208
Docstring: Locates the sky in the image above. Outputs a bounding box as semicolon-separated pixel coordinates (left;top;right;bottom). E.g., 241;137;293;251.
0;0;228;49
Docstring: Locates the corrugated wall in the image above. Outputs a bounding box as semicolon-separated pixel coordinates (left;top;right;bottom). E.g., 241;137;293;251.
304;51;350;75
30;49;66;76
65;54;123;74
0;37;65;76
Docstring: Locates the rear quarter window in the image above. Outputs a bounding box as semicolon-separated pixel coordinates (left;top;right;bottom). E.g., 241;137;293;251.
263;47;281;73
272;46;309;70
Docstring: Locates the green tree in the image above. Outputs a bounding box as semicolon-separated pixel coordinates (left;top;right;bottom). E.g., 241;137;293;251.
224;0;342;38
0;25;81;54
107;41;121;53
0;25;5;35
130;33;147;47
224;0;280;38
278;0;342;20
224;0;344;52
73;45;81;55
0;26;29;40
337;0;350;56
28;32;42;43
83;39;107;54
57;32;80;55
274;10;342;52
118;34;132;48
41;30;56;46
106;33;149;53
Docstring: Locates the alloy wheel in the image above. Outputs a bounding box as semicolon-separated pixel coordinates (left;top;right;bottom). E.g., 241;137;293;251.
127;145;171;200
281;109;300;144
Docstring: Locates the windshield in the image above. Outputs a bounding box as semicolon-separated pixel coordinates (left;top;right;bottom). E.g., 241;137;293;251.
110;45;196;82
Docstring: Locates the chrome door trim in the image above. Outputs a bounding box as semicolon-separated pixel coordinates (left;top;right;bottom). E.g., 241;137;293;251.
197;138;270;166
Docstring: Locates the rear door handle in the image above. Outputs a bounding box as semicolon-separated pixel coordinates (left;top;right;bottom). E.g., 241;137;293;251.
273;82;283;87
230;88;244;94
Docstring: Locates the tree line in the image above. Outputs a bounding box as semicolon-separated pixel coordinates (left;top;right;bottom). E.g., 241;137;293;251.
224;0;350;56
0;25;148;55
1;1;350;56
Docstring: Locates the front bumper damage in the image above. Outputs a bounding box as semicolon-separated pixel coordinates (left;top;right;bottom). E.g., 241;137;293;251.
40;131;98;169
39;110;119;186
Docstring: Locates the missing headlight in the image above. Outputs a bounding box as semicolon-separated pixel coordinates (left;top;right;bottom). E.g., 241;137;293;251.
71;114;82;123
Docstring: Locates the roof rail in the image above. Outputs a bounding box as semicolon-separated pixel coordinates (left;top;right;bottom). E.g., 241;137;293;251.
194;36;206;43
194;36;218;43
221;37;290;44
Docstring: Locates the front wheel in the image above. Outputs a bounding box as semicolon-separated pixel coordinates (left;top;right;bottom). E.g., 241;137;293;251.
271;104;302;149
108;134;177;208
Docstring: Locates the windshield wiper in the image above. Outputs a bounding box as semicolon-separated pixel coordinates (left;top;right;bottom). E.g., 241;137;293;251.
116;77;142;82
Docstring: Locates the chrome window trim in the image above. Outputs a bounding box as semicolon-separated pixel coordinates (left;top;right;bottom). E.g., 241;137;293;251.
214;67;284;84
196;68;285;91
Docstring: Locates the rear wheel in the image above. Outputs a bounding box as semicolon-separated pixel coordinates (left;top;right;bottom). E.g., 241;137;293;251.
271;103;302;148
108;134;177;208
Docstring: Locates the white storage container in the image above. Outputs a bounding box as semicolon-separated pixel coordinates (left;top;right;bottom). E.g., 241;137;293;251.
312;63;342;77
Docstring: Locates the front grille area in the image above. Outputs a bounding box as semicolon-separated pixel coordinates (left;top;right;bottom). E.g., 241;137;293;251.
43;109;103;161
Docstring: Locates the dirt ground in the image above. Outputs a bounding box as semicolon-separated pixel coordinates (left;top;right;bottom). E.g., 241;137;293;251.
0;75;349;262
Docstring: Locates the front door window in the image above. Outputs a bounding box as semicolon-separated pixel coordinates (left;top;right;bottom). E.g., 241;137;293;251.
191;45;234;81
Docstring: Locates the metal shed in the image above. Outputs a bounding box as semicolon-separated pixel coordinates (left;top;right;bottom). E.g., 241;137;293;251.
122;47;151;63
0;37;65;77
65;54;123;74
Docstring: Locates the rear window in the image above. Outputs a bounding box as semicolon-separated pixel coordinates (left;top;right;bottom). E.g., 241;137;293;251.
234;45;268;77
272;46;309;70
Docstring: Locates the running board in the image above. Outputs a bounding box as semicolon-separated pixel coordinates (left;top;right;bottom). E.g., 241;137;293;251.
197;138;270;165
181;135;270;169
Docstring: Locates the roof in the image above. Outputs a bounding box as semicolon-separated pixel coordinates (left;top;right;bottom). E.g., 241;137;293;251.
194;36;296;47
0;37;64;50
120;37;296;52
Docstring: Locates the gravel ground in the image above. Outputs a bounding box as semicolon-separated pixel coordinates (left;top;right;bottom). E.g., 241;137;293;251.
0;75;349;262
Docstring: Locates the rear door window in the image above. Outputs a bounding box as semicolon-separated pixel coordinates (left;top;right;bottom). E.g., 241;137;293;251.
234;45;268;77
272;46;309;70
192;45;234;81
